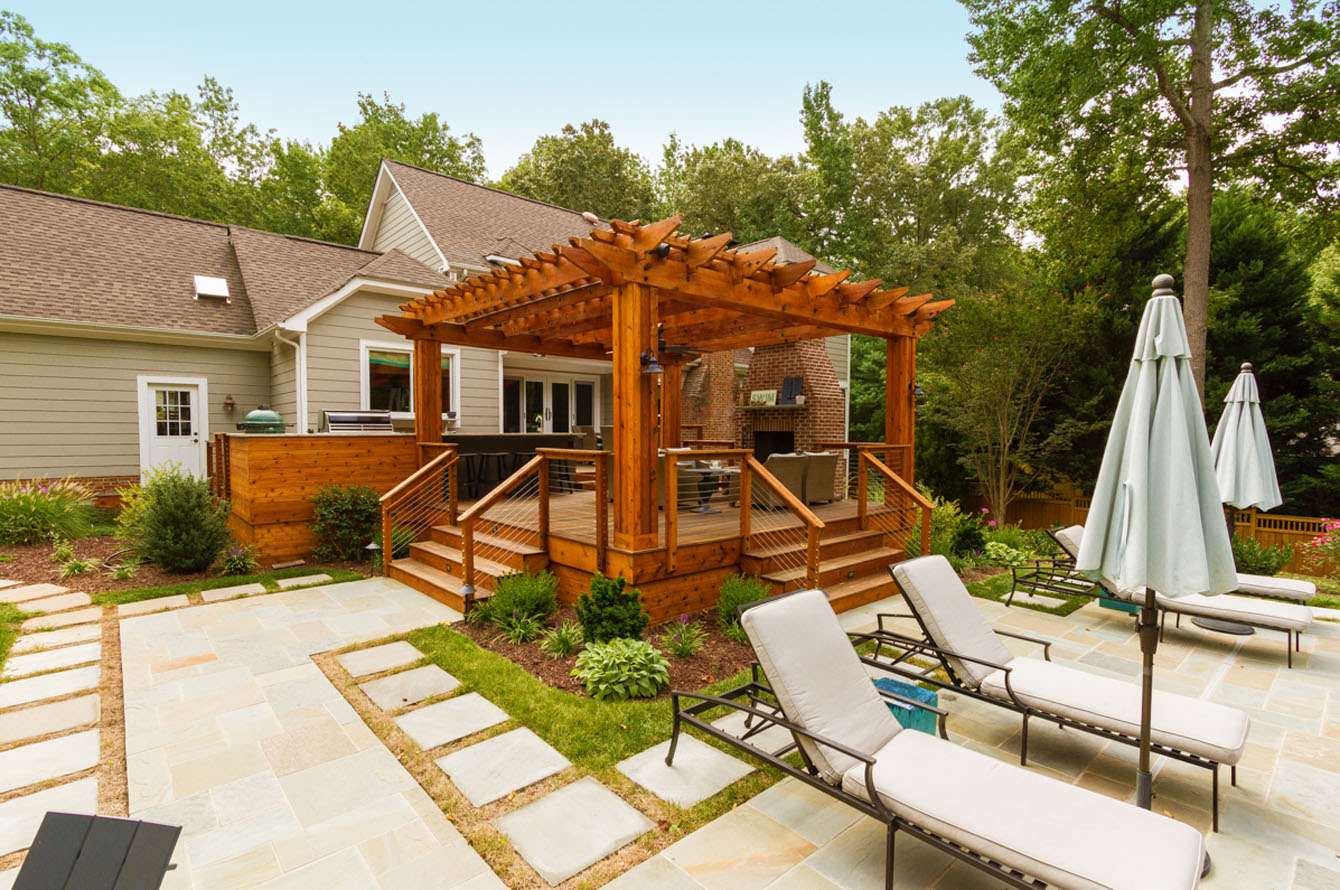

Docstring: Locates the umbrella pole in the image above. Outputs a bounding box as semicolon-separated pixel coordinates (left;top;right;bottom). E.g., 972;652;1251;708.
1137;586;1157;810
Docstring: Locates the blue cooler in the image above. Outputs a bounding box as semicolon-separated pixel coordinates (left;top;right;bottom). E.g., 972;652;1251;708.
873;678;939;734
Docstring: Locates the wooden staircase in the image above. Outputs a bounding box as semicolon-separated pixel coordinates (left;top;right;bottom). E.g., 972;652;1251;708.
742;514;904;613
388;524;547;612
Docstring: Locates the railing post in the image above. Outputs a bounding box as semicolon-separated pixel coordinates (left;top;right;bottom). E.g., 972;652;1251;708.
538;458;550;541
739;461;752;542
595;455;609;574
382;503;394;574
806;523;821;590
461;520;476;595
666;456;678;573
857;453;869;530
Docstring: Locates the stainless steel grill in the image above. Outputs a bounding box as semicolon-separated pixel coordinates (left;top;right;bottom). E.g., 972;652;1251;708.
320;410;394;432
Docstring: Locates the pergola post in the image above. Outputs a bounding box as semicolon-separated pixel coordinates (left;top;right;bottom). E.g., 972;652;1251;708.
613;282;660;549
885;336;916;481
660;356;684;449
413;337;443;461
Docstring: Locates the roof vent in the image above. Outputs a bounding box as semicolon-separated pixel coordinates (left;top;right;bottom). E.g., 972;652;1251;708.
193;275;231;303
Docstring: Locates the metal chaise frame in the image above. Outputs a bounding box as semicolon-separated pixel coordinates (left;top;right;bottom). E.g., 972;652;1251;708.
1006;527;1110;607
881;567;1235;830
666;592;1067;890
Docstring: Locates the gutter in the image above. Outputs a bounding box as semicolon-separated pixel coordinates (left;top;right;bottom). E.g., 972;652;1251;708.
274;329;308;434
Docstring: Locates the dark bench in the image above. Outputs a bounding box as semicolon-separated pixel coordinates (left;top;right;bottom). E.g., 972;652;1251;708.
14;812;180;890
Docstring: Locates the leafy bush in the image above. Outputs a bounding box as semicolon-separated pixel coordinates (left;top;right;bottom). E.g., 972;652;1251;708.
539;620;583;658
985;521;1029;551
51;539;74;562
1232;534;1293;576
136;467;231;573
982;541;1032;567
717;573;769;632
575;572;649;643
218;544;259;576
310;485;381;561
489;570;558;622
107;560;139;582
1022;528;1060;556
950;521;987;557
659;616;707;658
0;478;93;545
59;556;97;579
571;638;670;701
493;610;543;643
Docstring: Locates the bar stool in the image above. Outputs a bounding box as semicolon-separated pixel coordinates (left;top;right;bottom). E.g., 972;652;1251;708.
461;452;486;499
480;452;509;494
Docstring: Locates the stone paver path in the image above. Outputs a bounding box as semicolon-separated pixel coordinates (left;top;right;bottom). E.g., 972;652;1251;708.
0;778;97;856
11;623;100;653
0;729;98;793
0;583;68;603
336;641;421;678
360;664;458;711
435;728;570;807
21;606;100;632
0;665;99;709
2;641;100;678
200;583;267;603
617;736;754;808
119;576;503;889
394;693;508;750
0;694;99;745
22;592;92;613
118;594;191;617
276;573;334;589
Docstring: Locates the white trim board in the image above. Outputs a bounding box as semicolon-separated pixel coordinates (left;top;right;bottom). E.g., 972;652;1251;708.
357;163;449;274
135;374;210;477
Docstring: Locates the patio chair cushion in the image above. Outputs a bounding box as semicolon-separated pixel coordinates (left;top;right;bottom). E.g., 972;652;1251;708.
842;729;1204;890
1234;573;1315;603
891;556;1014;688
1157;592;1313;632
741;588;901;785
979;658;1249;764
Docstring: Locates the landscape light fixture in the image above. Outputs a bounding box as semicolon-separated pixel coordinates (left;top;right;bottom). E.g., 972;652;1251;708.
365;539;381;575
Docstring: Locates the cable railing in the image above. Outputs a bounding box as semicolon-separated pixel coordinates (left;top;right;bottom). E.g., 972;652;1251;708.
857;450;931;559
538;448;609;574
457;454;547;602
379;446;459;573
814;441;911;501
662;449;748;574
743;455;825;590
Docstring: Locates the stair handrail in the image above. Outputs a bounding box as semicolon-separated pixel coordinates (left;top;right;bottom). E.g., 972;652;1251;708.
745;455;826;589
456;453;546;595
379;446;459;573
858;450;932;557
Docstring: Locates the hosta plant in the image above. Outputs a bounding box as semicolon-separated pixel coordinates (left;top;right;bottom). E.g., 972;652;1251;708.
571;638;670;701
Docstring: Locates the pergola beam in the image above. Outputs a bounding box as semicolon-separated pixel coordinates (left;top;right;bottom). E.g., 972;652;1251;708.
377;315;610;361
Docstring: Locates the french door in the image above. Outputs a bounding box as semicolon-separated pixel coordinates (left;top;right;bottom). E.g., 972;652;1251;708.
503;375;597;433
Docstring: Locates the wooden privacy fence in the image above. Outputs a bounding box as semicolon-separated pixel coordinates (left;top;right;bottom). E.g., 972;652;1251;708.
966;491;1331;576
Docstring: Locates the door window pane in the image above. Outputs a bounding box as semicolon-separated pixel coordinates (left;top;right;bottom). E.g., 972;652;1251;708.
574;382;594;428
440;355;453;414
502;378;522;433
524;381;544;433
551;382;570;433
368;349;411;412
154;389;193;437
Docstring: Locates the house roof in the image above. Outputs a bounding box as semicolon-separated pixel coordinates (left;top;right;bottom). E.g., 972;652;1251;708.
381;160;603;269
0;184;444;337
736;237;836;275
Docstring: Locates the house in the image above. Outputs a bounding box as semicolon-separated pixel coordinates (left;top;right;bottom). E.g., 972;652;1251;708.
0;161;851;497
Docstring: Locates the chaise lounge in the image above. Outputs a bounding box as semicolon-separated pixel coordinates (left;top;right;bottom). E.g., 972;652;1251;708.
667;587;1206;890
885;555;1250;830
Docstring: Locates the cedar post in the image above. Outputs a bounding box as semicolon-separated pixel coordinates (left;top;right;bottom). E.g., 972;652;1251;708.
660;356;684;449
613;282;660;550
413;338;443;464
885;336;916;482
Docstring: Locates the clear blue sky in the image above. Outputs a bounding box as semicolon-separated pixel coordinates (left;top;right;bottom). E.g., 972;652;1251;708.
16;1;1000;178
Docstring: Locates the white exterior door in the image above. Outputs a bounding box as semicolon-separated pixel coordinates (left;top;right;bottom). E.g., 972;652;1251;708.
138;376;208;477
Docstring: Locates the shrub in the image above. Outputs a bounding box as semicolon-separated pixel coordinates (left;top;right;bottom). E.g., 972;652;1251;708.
218;544;259;576
717;573;769;632
107;560;139;582
489;570;559;622
1303;518;1340;583
982;541;1032;568
59;556;97;579
51;539;75;562
575;572;649;643
0;478;93;545
389;525;416;560
985;521;1029;551
310;485;381;562
1232;534;1293;576
137;468;231;573
493;610;543;643
539;620;584;658
571;638;670;701
950;521;987;557
659;616;707;658
1022;528;1060;556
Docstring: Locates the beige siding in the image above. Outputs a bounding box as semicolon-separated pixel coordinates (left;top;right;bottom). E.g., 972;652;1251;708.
269;340;297;426
369;188;441;270
0;331;269;478
824;335;849;385
304;290;500;433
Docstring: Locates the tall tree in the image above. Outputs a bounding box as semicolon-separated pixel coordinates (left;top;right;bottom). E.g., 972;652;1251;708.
961;0;1340;398
799;82;858;263
657;135;808;243
499;119;656;221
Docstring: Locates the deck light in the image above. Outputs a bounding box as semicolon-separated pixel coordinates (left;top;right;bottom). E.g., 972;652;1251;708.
641;350;664;375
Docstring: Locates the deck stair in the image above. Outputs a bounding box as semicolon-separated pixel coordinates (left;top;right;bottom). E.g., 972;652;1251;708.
743;521;906;613
387;524;547;612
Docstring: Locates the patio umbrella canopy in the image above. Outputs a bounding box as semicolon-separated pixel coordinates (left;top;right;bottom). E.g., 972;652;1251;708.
1210;363;1283;512
1076;274;1236;813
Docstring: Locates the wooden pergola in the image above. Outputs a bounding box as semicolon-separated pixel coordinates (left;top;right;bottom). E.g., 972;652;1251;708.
378;215;951;552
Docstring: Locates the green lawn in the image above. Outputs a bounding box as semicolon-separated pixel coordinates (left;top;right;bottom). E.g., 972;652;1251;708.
90;565;365;606
0;602;26;673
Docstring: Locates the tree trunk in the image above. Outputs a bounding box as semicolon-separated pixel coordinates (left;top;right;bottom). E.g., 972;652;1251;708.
1183;0;1215;403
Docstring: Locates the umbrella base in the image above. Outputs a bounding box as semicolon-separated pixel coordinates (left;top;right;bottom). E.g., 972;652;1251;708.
1191;616;1256;636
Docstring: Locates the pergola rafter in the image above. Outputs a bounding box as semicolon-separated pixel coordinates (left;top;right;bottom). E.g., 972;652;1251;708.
378;215;952;550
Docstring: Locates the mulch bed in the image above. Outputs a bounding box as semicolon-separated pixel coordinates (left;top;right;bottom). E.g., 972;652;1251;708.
0;535;358;595
456;604;755;698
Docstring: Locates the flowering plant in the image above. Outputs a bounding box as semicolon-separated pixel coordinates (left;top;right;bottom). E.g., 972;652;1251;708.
1303;519;1340;582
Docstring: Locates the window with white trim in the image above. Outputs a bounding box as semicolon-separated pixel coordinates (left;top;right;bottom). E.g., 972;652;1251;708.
362;342;456;416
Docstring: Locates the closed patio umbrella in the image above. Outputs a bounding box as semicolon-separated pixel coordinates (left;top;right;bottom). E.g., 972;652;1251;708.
1076;274;1236;814
1210;362;1283;513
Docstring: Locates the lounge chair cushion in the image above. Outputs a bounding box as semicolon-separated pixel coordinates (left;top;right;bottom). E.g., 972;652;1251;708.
1055;525;1084;559
891;556;1014;688
1158;592;1313;632
1234;573;1315;603
742;589;901;785
979;658;1249;764
842;730;1204;890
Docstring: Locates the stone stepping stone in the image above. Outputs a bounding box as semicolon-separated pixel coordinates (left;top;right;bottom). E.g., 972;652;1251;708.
11;624;101;654
435;727;570;806
0;729;98;793
2;642;101;679
0;584;68;604
1011;591;1069;609
494;776;653;885
276;573;333;589
710;709;796;755
20;592;92;614
0;581;17;591
0;666;99;709
0;776;96;856
617;735;754;808
200;582;267;603
0;695;98;746
21;607;100;632
360;664;459;711
117;595;191;617
394;692;507;750
337;641;421;678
